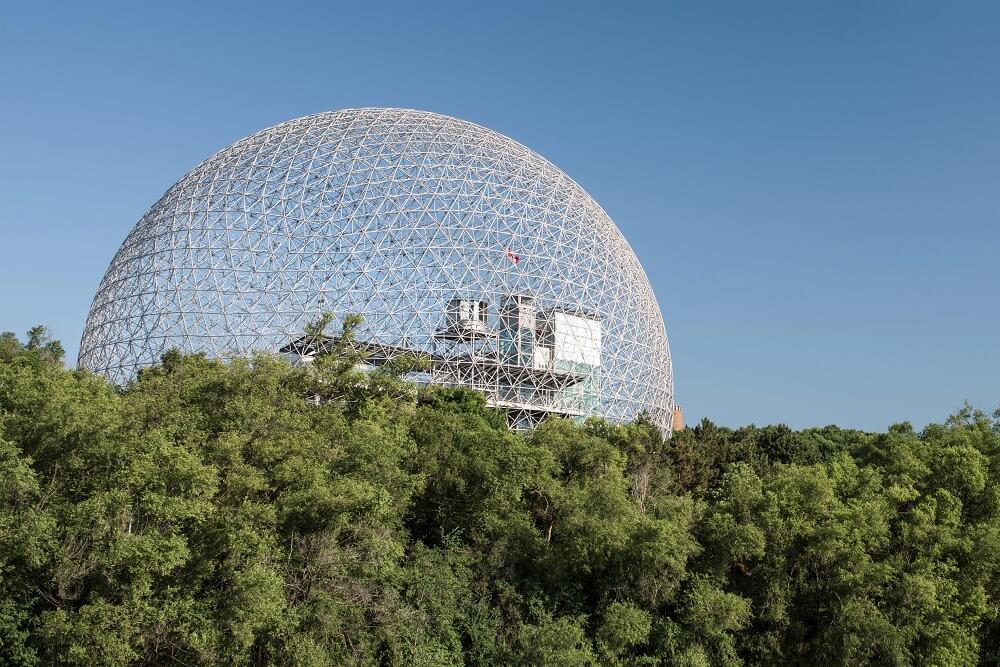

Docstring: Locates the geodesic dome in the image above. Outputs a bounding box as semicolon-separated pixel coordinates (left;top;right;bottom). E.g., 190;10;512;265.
79;108;674;432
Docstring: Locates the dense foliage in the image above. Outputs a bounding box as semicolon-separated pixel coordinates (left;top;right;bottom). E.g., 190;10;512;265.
2;325;999;665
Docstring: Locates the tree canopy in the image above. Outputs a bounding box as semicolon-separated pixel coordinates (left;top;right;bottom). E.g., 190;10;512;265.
1;326;999;665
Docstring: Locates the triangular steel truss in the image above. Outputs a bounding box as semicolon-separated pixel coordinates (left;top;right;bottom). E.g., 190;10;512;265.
78;108;674;434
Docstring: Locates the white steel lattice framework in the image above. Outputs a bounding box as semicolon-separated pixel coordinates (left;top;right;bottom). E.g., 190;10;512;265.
79;108;675;433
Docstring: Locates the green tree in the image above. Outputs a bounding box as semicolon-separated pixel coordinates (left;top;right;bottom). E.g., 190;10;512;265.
2;325;1000;665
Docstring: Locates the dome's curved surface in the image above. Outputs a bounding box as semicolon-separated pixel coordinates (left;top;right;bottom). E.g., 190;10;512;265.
79;108;674;431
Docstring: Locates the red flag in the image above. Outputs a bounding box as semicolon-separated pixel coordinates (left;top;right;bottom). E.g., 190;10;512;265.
505;247;520;264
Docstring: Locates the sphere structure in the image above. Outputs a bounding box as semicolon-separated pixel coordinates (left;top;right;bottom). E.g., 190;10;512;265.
79;108;674;432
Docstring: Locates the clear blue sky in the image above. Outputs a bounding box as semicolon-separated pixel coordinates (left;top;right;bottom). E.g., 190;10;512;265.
1;1;997;431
